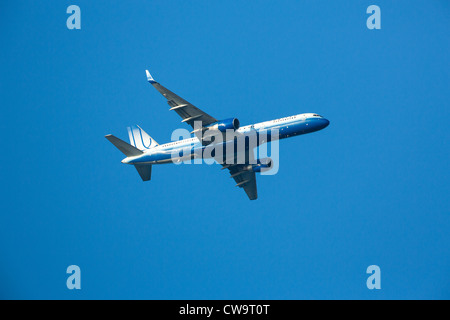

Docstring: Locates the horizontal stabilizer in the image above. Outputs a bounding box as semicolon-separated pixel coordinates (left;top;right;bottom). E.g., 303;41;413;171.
134;164;152;181
105;134;143;157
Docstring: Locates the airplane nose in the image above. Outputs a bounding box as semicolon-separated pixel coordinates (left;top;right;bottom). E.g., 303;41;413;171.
320;118;330;129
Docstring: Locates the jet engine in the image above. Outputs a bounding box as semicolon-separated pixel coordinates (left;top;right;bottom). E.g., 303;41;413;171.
251;158;273;172
206;118;240;133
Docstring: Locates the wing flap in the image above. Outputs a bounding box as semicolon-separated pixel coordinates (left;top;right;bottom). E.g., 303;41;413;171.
228;166;258;200
221;149;258;200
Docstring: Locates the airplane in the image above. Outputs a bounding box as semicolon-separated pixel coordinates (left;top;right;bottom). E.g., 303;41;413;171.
105;70;330;200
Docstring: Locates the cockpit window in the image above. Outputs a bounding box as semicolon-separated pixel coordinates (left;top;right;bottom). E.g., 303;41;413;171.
313;114;322;117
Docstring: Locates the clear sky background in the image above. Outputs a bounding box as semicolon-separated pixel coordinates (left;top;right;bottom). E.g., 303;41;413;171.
1;1;449;299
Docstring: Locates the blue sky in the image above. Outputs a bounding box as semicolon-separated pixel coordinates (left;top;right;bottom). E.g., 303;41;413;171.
1;1;449;299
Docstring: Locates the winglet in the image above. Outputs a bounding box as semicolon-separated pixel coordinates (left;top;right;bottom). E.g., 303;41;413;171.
145;70;156;83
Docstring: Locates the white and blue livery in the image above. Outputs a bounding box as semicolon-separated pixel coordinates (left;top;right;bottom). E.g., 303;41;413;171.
106;70;330;200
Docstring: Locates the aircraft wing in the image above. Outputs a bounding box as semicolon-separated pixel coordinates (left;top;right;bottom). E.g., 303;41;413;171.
226;165;258;200
146;70;218;128
221;149;258;200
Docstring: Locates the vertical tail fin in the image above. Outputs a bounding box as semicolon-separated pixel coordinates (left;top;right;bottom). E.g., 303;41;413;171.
127;125;159;151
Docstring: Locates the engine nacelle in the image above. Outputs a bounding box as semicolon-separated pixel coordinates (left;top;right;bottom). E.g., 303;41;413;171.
251;158;273;172
207;118;240;133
